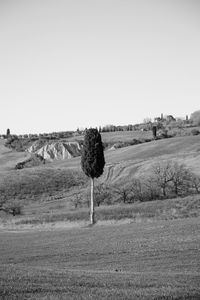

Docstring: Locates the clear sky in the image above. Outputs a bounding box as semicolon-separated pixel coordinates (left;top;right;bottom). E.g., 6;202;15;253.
0;0;200;134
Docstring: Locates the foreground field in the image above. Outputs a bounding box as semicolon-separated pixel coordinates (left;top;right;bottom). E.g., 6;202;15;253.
0;217;200;299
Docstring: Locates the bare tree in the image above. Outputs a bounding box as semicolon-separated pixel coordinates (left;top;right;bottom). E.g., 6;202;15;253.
71;191;82;209
151;161;192;198
169;162;191;196
151;161;174;197
142;177;160;201
130;178;144;202
190;173;200;194
114;184;132;203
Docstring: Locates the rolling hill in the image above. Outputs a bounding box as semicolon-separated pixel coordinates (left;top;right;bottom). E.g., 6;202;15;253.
51;134;200;184
0;139;31;172
0;133;200;212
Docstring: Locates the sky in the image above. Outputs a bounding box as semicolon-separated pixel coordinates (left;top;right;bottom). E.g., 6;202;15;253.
0;0;200;134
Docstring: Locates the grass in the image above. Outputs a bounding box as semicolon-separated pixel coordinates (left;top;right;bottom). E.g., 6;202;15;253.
0;167;87;204
66;129;153;143
0;139;30;172
2;195;199;227
105;135;200;163
0;217;200;299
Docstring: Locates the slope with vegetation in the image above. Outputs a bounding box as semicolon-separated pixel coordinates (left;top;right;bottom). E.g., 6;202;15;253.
0;131;200;223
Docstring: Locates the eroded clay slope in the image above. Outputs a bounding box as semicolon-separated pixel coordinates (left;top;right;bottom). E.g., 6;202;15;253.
27;141;82;161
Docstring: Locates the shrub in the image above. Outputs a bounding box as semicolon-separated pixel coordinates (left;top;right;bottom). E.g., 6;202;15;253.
2;201;22;216
15;154;45;169
5;136;32;152
95;183;113;206
157;129;169;138
113;184;133;203
191;129;200;136
190;173;200;193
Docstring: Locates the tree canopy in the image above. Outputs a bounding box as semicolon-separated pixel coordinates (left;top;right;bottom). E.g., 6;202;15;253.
81;128;105;179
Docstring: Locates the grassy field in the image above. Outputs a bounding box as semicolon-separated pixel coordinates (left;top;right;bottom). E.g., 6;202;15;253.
67;129;152;143
1;132;200;299
0;217;200;299
0;195;199;228
0;139;31;172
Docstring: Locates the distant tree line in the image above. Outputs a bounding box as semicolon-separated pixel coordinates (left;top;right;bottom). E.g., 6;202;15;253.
0;131;74;140
97;110;200;133
1;110;199;139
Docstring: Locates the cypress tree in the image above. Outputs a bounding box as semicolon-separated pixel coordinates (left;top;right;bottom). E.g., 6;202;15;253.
6;128;10;137
152;125;157;140
81;128;105;224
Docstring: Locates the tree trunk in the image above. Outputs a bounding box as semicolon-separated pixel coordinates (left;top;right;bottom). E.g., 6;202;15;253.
90;177;95;225
162;186;166;197
174;184;178;196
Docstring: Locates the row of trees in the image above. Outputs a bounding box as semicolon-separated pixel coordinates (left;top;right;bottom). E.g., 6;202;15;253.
1;128;74;140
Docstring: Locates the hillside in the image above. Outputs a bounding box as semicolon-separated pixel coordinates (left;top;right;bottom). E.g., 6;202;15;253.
52;134;200;184
103;134;200;183
0;134;200;212
0;139;31;172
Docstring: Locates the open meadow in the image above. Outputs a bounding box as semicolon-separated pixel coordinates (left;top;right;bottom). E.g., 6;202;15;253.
0;217;200;299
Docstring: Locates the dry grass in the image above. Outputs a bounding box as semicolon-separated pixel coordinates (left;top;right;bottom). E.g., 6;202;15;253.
66;129;153;143
1;195;199;228
0;140;31;172
0;217;199;299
